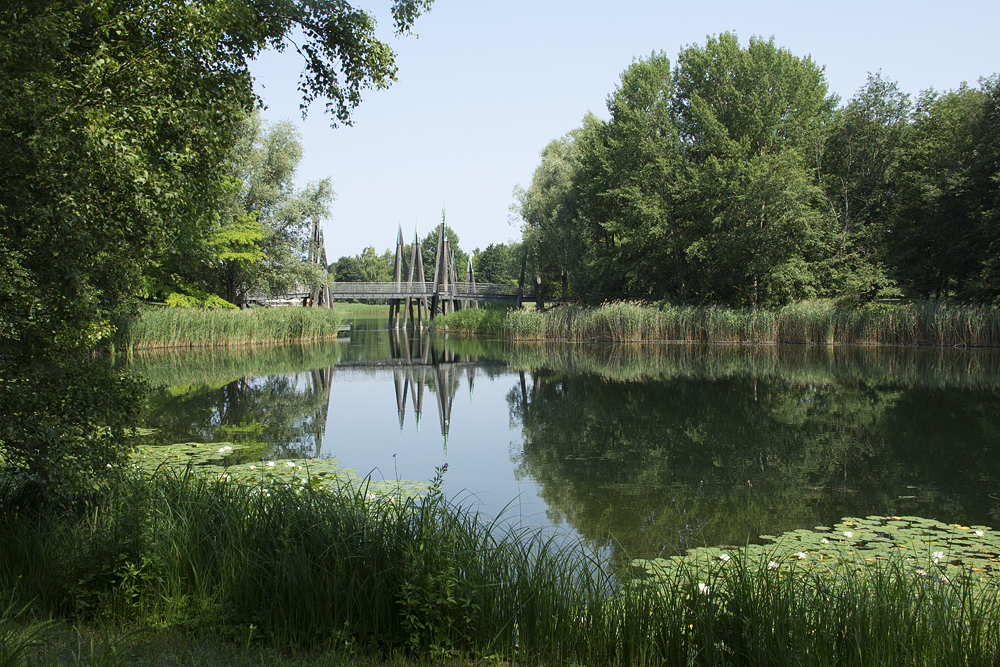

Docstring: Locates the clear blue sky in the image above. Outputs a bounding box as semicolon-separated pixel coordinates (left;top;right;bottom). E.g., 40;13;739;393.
249;0;1000;261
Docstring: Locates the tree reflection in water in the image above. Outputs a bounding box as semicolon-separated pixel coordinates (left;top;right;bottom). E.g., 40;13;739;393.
134;335;1000;563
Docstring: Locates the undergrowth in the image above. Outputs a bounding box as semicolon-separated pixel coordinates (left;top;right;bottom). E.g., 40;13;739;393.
0;467;997;666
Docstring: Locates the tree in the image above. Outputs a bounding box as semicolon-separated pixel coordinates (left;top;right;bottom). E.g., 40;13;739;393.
331;247;392;283
515;120;597;301
576;53;684;301
889;78;998;301
0;0;432;501
524;37;841;306
474;242;520;285
671;33;838;306
819;72;909;303
214;112;335;305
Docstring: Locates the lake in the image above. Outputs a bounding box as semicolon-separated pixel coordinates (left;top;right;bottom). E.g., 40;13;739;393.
133;316;1000;561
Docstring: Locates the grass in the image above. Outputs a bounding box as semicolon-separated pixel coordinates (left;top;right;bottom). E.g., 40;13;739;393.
116;306;342;351
434;300;1000;347
0;465;997;666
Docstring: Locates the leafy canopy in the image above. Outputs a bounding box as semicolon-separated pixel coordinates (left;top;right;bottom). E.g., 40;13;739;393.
0;0;432;502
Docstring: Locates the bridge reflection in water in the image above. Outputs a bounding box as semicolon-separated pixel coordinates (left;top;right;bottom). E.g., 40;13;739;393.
333;328;505;454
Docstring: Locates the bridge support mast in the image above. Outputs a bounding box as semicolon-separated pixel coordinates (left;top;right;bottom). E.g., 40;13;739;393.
402;225;427;329
388;226;405;328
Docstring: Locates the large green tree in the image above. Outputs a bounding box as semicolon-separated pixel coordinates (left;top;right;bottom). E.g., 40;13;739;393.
514;120;597;301
0;0;432;500
575;53;683;300
671;34;838;306
818;73;910;303
888;77;1000;301
519;36;842;306
215;112;335;305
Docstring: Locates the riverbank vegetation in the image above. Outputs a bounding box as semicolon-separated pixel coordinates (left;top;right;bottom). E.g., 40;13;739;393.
0;467;996;666
434;300;1000;347
116;306;342;351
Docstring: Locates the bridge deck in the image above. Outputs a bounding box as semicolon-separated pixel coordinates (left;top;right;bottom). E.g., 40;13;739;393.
319;282;532;302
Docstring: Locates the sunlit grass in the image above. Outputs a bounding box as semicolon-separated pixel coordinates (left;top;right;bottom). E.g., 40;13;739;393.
438;300;1000;347
117;306;342;351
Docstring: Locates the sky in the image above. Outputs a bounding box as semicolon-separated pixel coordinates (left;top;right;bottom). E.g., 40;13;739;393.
249;0;1000;261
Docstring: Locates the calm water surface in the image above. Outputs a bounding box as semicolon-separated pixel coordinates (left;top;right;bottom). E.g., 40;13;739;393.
135;316;1000;560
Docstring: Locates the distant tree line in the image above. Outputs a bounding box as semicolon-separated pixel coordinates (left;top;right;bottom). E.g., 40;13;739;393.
330;229;522;286
514;33;1000;307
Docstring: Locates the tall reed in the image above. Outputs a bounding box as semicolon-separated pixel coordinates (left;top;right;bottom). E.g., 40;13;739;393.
1;469;997;665
116;306;342;351
454;301;1000;347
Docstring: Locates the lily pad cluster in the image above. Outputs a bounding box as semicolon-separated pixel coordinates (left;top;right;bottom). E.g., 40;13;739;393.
132;441;427;499
635;515;998;591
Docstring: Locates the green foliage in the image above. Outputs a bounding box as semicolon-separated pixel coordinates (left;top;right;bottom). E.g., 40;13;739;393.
889;76;1000;301
517;34;1000;308
472;241;520;285
1;0;432;504
1;470;997;665
0;361;145;504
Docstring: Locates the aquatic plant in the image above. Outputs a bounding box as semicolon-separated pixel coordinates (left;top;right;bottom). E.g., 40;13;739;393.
436;300;1000;347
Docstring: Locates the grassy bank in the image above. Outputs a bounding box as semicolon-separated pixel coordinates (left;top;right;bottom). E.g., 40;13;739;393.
116;306;342;351
1;468;996;666
436;300;1000;347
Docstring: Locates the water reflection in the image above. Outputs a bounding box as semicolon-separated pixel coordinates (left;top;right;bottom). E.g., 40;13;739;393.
134;327;1000;561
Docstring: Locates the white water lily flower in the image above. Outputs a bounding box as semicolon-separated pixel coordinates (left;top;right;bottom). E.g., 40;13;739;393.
249;465;256;470
697;583;710;595
975;529;985;537
719;553;731;562
916;569;928;576
932;551;945;561
768;561;779;570
218;445;232;453
267;461;276;467
821;538;830;544
797;552;808;560
284;461;296;467
843;531;854;538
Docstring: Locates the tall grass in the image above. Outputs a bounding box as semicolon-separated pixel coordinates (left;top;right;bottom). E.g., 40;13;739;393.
438;300;1000;347
1;469;997;665
116;306;342;351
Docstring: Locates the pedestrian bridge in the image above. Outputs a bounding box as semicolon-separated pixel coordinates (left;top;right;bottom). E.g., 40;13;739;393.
327;281;532;303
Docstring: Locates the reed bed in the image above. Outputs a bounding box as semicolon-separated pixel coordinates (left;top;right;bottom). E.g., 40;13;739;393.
117;306;342;351
1;469;997;666
439;300;1000;347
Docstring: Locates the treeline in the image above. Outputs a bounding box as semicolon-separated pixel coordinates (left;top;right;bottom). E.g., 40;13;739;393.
330;226;523;286
514;33;1000;307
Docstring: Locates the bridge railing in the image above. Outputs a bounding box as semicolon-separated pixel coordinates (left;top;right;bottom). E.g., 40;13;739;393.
327;282;524;299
